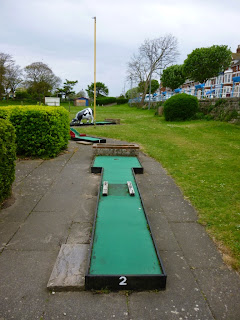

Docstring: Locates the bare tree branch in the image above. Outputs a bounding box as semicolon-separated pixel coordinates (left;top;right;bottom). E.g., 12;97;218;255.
127;34;179;106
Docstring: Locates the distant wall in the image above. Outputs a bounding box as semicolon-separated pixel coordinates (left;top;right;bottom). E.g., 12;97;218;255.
199;97;240;123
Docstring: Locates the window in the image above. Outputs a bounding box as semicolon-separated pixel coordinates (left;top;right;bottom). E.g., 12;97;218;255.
224;73;232;83
216;75;223;85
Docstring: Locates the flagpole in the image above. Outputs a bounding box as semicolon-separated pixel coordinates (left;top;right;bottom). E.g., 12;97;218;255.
93;16;96;124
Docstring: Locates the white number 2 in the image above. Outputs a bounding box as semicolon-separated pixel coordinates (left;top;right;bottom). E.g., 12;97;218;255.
119;276;127;286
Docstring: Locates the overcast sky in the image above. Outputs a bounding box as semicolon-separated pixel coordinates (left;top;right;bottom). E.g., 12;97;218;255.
1;0;240;96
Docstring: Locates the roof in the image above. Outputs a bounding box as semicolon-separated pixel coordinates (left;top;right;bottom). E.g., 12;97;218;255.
232;53;240;61
75;97;89;100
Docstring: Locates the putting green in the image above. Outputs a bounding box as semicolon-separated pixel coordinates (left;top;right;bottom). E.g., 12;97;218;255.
89;156;162;275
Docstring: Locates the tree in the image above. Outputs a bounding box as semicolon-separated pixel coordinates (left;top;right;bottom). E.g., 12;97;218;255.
86;82;108;98
125;87;139;99
138;79;159;94
56;79;78;100
0;53;14;99
127;34;178;106
75;89;86;98
161;65;186;91
24;62;61;102
4;64;23;99
183;45;232;83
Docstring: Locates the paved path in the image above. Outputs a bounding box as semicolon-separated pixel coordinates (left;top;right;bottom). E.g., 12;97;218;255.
0;140;239;320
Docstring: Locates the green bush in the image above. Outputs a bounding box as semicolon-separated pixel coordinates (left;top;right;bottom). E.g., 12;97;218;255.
0;106;69;158
0;119;16;204
96;97;117;105
116;98;128;105
163;93;199;121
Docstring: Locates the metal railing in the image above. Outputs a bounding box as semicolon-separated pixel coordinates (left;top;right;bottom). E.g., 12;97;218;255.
129;83;240;103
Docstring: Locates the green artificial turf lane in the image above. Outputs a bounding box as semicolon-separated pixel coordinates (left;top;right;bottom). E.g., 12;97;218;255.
96;121;113;124
78;136;101;142
90;156;162;275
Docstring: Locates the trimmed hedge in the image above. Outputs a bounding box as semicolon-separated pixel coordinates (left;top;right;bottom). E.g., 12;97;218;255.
163;93;199;121
96;97;117;105
0;106;69;158
0;119;16;203
116;98;128;105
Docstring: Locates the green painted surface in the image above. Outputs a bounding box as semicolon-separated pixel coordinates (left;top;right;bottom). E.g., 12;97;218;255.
96;121;113;124
78;136;101;142
90;156;162;275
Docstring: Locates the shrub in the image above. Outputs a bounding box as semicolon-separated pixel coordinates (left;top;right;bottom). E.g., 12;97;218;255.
0;106;69;158
116;98;128;105
0;119;16;204
163;93;199;121
96;97;117;105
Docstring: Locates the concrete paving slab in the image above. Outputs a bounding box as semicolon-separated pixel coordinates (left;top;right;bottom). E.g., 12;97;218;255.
67;222;92;244
47;244;89;291
138;153;170;176
14;174;55;196
13;159;43;187
49;169;99;195
66;144;94;165
146;211;181;251
128;290;213;320
0;250;56;320
0;193;42;222
157;195;198;222
0;221;20;251
33;191;84;212
128;250;214;319
6;211;70;251
170;222;224;268
71;194;98;223
136;172;198;222
193;267;240;320
136;171;183;197
44;292;128;320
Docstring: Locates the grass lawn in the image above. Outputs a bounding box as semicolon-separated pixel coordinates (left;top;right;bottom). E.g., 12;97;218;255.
67;103;240;271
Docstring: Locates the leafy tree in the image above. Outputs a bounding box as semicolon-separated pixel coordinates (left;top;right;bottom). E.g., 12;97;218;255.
0;53;14;99
24;62;61;102
76;89;86;98
4;64;23;99
161;65;186;91
125;87;139;99
138;79;159;94
183;45;232;83
127;34;179;107
86;82;109;98
56;79;78;100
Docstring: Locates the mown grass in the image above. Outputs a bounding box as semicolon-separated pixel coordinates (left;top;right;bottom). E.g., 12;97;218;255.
67;104;240;270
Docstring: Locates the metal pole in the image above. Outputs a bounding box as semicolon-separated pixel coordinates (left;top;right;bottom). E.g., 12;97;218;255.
130;77;132;107
93;17;97;124
148;46;153;110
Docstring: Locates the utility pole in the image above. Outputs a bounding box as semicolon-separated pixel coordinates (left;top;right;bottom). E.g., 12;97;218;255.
130;77;133;107
148;45;153;110
93;16;96;124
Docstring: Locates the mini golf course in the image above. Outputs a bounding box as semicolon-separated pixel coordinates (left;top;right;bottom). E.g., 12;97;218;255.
70;127;106;143
70;120;116;126
85;156;166;290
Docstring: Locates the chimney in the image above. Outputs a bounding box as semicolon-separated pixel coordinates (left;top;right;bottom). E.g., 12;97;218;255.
237;45;240;54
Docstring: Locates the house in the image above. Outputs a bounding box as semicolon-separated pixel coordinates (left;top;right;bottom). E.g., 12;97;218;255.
176;45;240;99
74;97;89;107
